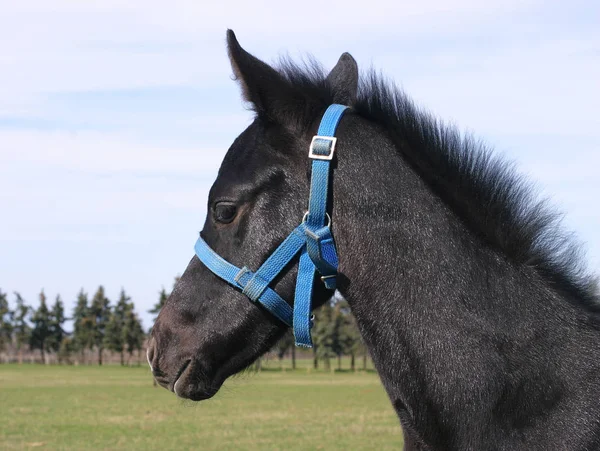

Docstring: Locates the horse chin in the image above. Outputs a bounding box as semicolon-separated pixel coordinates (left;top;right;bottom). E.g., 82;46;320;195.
172;360;222;401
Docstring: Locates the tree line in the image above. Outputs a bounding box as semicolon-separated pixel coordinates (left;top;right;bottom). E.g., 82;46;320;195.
0;287;145;365
272;296;369;371
1;284;369;371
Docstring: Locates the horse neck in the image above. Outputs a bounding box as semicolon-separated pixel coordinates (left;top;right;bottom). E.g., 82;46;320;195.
330;116;600;449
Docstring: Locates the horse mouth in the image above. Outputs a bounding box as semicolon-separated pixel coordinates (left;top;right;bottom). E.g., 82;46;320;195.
172;359;220;401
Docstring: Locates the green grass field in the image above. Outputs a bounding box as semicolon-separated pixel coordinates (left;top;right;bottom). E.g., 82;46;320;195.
0;362;404;450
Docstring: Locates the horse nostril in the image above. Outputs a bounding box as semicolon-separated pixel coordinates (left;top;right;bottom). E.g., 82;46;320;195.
146;338;156;372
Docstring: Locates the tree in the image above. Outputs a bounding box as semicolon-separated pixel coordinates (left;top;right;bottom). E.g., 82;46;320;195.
313;299;336;370
0;289;13;357
58;337;75;364
273;329;295;369
48;295;66;355
104;289;130;365
331;303;345;371
30;290;52;363
339;311;368;371
338;301;362;371
148;277;179;329
13;293;30;364
123;302;145;365
149;288;168;325
90;286;111;365
72;289;94;364
359;338;369;371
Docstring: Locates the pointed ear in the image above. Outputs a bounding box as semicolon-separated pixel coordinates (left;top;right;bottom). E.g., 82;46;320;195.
326;53;358;105
227;30;298;119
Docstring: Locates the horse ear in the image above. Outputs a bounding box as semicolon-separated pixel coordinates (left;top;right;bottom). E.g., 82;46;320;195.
227;30;295;118
326;53;358;105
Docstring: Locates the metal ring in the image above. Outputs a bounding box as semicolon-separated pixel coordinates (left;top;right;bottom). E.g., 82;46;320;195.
302;211;331;228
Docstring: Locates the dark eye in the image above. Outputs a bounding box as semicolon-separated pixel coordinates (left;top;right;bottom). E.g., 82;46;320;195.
213;202;237;224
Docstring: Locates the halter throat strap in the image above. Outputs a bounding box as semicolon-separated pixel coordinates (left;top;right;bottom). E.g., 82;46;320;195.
194;104;349;347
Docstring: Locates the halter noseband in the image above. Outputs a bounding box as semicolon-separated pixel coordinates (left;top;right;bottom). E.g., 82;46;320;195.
194;104;348;347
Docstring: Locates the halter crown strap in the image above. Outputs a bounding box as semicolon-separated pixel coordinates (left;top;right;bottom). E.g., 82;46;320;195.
194;104;349;347
293;104;348;346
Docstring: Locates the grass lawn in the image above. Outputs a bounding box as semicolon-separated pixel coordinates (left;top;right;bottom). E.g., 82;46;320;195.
0;362;403;450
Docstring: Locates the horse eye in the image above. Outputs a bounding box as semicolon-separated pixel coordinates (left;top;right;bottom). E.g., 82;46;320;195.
213;202;237;224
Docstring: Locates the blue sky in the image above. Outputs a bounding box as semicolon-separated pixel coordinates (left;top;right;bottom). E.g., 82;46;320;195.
1;1;598;329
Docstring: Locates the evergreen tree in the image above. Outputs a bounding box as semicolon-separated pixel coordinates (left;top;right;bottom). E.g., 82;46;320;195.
104;289;130;365
58;337;75;364
359;338;369;371
291;337;296;370
13;293;30;364
30;290;52;363
0;289;13;356
329;300;347;371
72;289;94;364
148;277;179;328
346;326;365;371
90;286;111;365
149;287;169;327
313;300;336;370
123;302;145;364
48;295;67;355
317;297;364;371
336;299;362;371
274;329;295;369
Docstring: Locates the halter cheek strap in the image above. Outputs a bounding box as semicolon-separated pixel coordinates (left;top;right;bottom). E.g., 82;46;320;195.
194;104;349;347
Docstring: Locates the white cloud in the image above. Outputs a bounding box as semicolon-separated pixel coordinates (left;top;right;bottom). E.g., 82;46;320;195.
0;129;223;241
0;129;225;175
388;33;600;137
4;0;541;34
0;0;542;99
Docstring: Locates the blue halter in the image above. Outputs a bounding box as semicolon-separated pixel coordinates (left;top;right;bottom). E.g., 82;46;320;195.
194;104;348;347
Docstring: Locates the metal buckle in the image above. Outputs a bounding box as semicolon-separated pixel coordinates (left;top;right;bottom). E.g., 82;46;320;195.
308;136;337;160
302;211;331;228
234;266;252;285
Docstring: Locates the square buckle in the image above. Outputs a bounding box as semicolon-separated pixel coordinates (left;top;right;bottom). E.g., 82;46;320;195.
308;136;337;161
234;266;252;285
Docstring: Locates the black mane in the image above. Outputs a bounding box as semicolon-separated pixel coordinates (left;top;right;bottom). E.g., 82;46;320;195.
275;58;599;306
